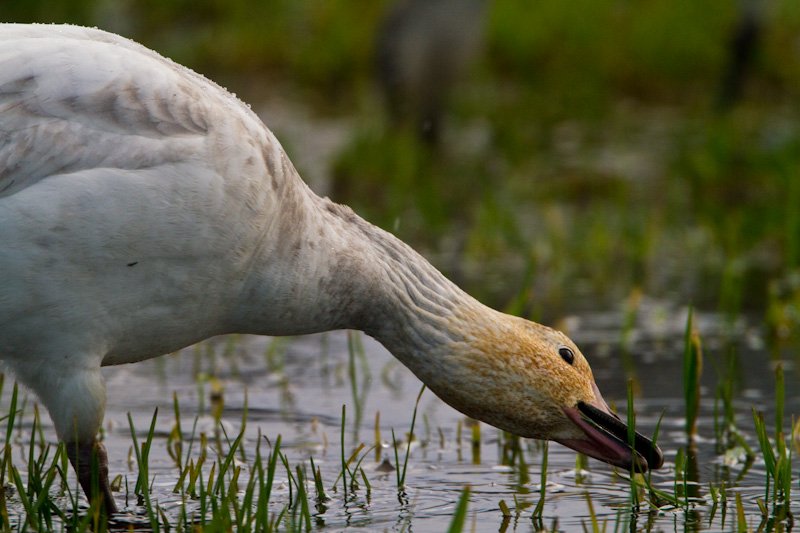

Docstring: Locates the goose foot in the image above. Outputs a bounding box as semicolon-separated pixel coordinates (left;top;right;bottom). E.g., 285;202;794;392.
65;440;118;515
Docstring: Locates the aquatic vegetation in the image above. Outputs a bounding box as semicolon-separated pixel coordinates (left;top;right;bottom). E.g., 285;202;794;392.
0;336;794;533
582;492;603;533
712;349;745;454
447;486;471;533
392;385;425;490
531;441;548;521
751;364;794;521
683;307;702;439
128;410;159;526
619;288;642;386
347;331;370;428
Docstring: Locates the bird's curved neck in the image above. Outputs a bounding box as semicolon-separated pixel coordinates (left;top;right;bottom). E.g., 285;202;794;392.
233;188;486;367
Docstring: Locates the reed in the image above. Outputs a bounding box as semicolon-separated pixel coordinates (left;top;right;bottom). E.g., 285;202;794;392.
582;492;604;533
374;411;382;463
707;480;728;525
471;420;481;464
626;380;640;508
712;349;741;452
339;404;349;496
347;330;370;427
262;434;283;522
531;441;548;520
682;307;702;438
735;492;750;533
751;364;794;519
348;445;374;493
498;499;512;533
498;499;512;518
309;456;327;503
673;447;688;506
127;409;160;531
0;381;15;531
392;385;425;489
8;409;62;532
211;427;245;497
293;464;312;532
167;392;184;470
446;486;471;533
618;391;679;510
619;287;642;386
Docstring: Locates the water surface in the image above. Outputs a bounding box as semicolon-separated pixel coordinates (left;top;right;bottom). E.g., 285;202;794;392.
6;306;795;531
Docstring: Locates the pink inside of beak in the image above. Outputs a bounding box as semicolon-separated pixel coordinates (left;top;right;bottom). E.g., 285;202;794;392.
555;383;649;472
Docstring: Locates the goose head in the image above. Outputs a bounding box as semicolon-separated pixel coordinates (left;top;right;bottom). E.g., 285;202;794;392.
415;313;663;472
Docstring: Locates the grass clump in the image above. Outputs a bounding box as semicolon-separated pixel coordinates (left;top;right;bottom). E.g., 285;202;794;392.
751;364;794;522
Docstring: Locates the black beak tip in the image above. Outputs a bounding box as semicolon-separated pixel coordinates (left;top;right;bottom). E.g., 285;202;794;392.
577;401;664;472
646;443;664;470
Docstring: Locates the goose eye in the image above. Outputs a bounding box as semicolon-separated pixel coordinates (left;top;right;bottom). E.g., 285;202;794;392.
559;347;575;365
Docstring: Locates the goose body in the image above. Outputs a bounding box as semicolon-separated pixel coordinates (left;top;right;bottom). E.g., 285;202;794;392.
0;24;661;514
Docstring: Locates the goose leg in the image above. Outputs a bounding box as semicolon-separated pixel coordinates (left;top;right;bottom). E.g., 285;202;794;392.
12;361;117;514
65;440;118;515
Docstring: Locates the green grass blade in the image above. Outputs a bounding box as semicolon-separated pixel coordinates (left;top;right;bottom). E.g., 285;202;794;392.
446;486;470;533
213;427;245;495
399;385;425;488
682;307;702;438
532;441;548;518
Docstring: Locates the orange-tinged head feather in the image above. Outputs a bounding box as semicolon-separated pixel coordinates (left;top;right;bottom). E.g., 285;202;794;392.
421;310;597;441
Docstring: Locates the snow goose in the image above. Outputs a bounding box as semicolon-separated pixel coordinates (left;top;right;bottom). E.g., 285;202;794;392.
0;24;662;514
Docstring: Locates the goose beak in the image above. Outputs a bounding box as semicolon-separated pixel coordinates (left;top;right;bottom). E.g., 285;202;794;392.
556;383;663;472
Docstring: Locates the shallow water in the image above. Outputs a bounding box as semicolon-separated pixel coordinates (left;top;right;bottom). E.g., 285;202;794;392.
3;306;798;531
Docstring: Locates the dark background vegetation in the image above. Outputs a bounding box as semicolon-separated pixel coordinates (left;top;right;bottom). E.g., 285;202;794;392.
4;1;800;345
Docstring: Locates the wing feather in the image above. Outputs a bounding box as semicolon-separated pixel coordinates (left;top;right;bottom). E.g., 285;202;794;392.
0;24;265;198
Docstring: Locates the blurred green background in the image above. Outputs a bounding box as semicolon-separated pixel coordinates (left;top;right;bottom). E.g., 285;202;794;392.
4;0;800;346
